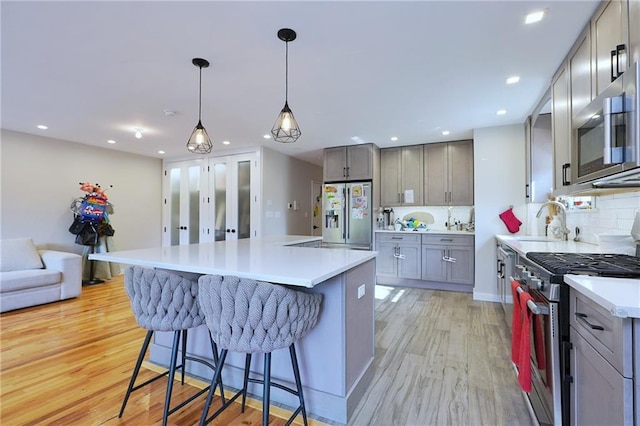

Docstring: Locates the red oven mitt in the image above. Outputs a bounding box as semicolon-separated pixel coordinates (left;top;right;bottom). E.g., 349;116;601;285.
518;291;534;393
511;281;523;364
499;208;522;234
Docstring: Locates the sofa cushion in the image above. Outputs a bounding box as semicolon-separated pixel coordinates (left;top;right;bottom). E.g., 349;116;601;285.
0;238;44;272
0;269;61;293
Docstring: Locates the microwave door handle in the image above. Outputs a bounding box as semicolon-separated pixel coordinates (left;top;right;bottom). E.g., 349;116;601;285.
616;44;626;78
611;49;617;82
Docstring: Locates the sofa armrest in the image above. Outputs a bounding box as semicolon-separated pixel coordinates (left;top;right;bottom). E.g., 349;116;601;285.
38;250;82;299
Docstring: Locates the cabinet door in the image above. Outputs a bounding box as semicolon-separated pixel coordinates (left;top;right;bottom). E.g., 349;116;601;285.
401;145;424;206
447;246;474;285
570;26;592;118
163;160;207;246
630;0;640;65
592;0;628;96
424;143;448;206
421;245;447;281
323;147;347;181
346;145;373;180
570;327;634;426
448;140;474;206
380;148;401;206
375;241;397;277
552;64;572;189
397;243;421;279
208;153;258;241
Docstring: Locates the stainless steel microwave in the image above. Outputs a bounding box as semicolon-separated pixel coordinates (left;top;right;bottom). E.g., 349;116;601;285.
572;60;639;184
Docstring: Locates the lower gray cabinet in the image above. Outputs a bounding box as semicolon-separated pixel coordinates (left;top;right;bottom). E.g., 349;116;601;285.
375;233;421;280
422;234;474;286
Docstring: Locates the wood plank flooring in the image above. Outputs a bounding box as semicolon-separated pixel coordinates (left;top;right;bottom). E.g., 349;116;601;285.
1;278;533;425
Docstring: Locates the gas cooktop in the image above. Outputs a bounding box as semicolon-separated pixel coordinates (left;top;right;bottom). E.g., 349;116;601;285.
526;252;640;278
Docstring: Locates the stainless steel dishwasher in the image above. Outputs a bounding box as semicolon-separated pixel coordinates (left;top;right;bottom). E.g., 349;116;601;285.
496;240;517;332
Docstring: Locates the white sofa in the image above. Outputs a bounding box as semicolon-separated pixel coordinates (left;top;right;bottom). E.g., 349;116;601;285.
0;238;82;313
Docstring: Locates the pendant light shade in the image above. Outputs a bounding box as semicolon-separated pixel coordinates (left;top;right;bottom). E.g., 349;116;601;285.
271;28;301;143
187;58;213;154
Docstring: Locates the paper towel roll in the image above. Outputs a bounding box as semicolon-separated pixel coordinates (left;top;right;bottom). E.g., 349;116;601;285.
632;211;640;242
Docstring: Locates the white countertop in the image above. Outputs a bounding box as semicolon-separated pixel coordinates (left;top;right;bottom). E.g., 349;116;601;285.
376;229;475;235
564;275;640;319
496;234;608;257
89;235;376;288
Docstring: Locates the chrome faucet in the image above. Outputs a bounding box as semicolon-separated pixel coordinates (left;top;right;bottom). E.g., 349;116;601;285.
536;201;570;241
447;206;453;230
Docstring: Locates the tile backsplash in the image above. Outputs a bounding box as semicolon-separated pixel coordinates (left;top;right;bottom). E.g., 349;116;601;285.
529;190;640;247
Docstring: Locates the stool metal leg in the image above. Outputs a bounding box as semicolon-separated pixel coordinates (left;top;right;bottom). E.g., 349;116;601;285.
288;344;308;426
181;330;188;385
163;330;181;426
262;353;271;426
241;353;252;412
119;330;154;417
200;349;228;426
208;331;225;403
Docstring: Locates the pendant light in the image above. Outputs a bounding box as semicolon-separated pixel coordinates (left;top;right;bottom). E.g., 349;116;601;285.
187;58;213;154
271;28;301;143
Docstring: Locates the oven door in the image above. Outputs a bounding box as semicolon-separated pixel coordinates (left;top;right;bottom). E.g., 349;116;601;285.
523;289;563;426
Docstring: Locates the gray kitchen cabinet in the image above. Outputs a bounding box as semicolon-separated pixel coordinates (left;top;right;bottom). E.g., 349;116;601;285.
551;62;572;189
423;140;473;206
630;0;640;65
323;144;376;182
569;24;593;119
375;233;421;280
380;145;423;206
526;90;554;203
569;288;635;425
421;234;474;286
591;0;629;96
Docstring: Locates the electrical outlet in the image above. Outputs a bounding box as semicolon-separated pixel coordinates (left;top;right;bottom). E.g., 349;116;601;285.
357;284;365;299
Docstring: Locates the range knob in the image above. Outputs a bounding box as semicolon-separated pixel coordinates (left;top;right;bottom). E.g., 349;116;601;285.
531;277;543;290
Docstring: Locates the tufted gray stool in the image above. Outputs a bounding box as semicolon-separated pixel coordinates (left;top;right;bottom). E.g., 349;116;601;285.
120;266;225;426
197;275;322;426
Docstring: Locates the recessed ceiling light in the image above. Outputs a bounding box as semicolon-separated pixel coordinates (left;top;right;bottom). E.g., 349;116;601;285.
497;109;507;115
37;125;48;130
107;139;116;144
133;127;144;139
442;130;450;136
506;76;520;84
222;140;230;145
390;136;398;142
263;134;271;139
158;150;165;154
525;10;544;24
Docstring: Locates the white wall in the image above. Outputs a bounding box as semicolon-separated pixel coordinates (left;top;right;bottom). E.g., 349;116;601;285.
473;124;527;302
261;147;323;236
0;129;162;253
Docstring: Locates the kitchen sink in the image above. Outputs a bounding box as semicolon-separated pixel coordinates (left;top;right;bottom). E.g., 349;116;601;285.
511;236;554;242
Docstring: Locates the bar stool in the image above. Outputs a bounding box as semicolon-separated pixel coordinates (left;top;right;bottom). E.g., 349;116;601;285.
197;275;322;426
120;266;225;426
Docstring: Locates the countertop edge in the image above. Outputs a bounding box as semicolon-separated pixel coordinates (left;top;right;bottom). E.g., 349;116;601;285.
564;274;640;319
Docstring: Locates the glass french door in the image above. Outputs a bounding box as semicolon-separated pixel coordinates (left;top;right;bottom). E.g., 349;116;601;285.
208;153;258;241
163;159;207;246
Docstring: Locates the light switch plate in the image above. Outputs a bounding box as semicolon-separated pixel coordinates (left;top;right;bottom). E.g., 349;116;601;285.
357;284;365;299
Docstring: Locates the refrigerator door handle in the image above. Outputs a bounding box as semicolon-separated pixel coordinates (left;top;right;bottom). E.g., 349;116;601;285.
345;187;350;239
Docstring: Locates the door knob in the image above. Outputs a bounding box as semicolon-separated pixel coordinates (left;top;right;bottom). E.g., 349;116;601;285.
226;229;231;233
231;229;236;233
313;225;319;229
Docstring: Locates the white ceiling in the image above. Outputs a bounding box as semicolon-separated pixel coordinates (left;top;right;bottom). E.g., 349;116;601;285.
1;1;600;166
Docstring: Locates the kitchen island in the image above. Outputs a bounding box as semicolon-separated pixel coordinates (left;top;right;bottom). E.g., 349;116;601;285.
90;236;377;424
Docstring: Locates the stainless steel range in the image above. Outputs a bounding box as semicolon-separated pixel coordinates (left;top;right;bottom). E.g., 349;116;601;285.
513;252;640;425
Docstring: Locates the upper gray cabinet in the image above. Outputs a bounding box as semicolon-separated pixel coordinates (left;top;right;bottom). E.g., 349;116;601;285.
552;62;572;189
591;0;629;96
570;24;593;119
630;0;640;65
380;145;424;206
324;144;376;182
424;140;474;206
527;89;554;203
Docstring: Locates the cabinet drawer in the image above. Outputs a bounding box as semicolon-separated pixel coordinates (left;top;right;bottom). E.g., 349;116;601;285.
376;233;421;243
569;289;633;377
422;234;473;246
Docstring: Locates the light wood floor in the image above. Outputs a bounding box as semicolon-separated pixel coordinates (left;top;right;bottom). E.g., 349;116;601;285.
1;277;533;425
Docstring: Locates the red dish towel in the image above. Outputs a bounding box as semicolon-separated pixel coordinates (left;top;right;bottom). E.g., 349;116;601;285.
510;281;523;364
499;208;522;233
518;291;534;393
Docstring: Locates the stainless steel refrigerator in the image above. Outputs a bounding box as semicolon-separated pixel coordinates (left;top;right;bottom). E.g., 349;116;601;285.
322;181;372;249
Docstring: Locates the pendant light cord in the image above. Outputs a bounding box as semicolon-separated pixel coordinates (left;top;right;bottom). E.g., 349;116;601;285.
285;41;289;103
198;66;203;121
